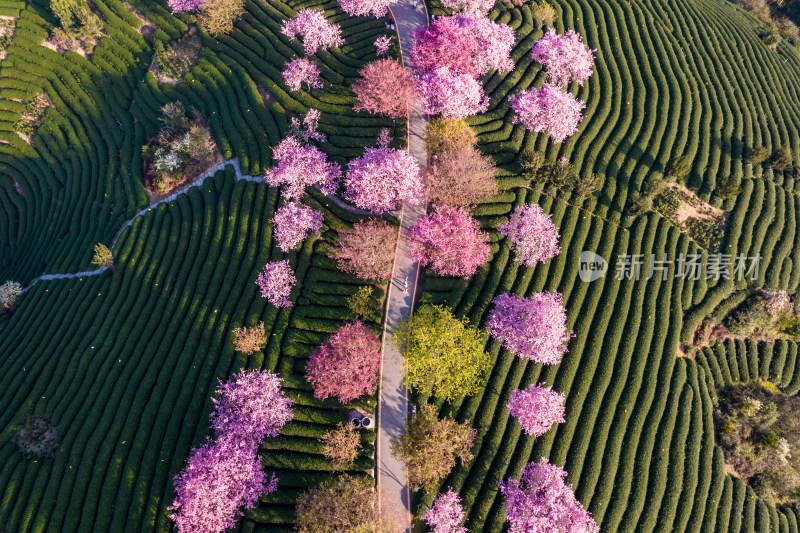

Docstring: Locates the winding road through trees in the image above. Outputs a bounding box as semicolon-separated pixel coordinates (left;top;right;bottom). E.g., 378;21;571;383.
378;2;429;531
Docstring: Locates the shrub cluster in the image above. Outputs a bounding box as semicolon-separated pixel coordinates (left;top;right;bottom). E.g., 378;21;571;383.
714;380;800;504
142;102;218;194
48;0;103;53
15;94;50;138
152;32;202;82
12;415;60;459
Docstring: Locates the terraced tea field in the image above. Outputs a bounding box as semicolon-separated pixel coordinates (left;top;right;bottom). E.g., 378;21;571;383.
2;0;800;530
417;0;800;531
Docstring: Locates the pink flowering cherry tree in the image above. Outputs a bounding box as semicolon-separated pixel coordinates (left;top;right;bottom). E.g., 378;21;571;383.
486;292;573;364
407;205;490;278
412;15;514;77
417;67;489;119
256;260;296;308
170;370;293;533
499;458;599;533
209;369;295;442
506;383;566;437
374;35;392;55
273;202;324;252
265;136;341;200
339;0;398;18
281;9;344;56
306;320;382;403
344;132;424;212
441;0;495;13
168;0;201;13
170;436;277;533
531;29;595;87
353;58;417;119
282;58;323;92
421;489;468;533
509;83;586;143
498;203;561;266
453;14;515;75
412;18;479;77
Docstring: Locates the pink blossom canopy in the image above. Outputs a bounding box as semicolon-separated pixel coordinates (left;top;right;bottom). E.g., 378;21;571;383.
282;58;323;92
407;205;490;278
265;136;342;200
531;29;595;87
168;0;201;14
499;458;599;533
498;203;561;266
412;17;479;77
506;383;566;437
352;58;417;119
306;320;382;403
411;15;514;77
421;490;468;533
486;292;573;364
170;436;277;533
281;9;344;56
416;66;489;119
209;369;294;443
374;35;392;55
344;140;424;212
170;370;292;533
256;260;296;308
440;0;495;13
453;14;515;75
273;202;324;252
338;0;398;18
509;83;585;143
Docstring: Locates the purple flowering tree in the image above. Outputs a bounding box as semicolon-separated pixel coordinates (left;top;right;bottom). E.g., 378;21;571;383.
170;437;277;533
256;260;296;308
412;15;514;77
531;29;595;87
265;136;341;200
421;489;468;533
498;203;561;266
416;66;489;119
273;202;324;252
344;133;424;212
509;84;586;143
499;458;599;533
374;35;392;55
281;9;344;56
168;0;202;13
506;383;566;436
412;17;479;77
209;369;295;442
453;14;515;75
282;58;323;92
407;205;490;278
170;370;293;533
440;0;495;13
338;0;398;18
486;292;573;364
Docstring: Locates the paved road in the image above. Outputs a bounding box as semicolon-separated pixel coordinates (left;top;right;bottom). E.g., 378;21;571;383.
379;1;429;531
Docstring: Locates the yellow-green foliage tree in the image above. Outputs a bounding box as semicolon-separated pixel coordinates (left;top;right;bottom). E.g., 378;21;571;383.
91;243;113;269
392;305;490;401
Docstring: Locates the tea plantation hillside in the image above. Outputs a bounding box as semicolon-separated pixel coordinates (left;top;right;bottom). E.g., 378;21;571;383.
417;0;800;532
2;0;800;530
0;0;394;529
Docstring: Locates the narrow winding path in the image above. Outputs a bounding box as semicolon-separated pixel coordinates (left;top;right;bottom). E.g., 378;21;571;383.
378;1;429;530
27;158;380;287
